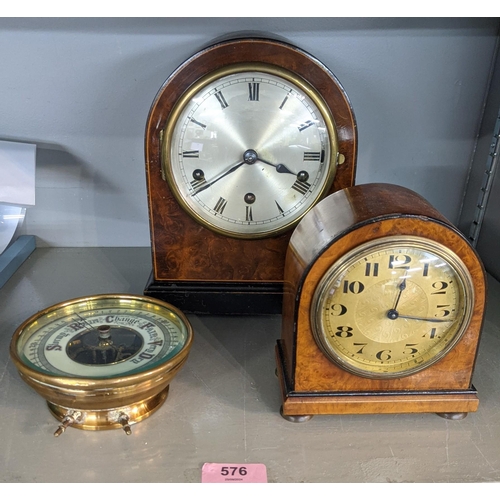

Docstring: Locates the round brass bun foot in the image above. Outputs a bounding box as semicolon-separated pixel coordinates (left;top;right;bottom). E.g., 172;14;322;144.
436;411;468;420
280;405;313;423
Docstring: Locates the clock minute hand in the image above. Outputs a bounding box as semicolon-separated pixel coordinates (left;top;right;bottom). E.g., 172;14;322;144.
397;314;453;323
192;149;263;195
192;160;245;195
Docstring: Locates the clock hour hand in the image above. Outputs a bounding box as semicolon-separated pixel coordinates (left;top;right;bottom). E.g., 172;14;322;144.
256;156;295;175
393;278;406;307
387;276;407;319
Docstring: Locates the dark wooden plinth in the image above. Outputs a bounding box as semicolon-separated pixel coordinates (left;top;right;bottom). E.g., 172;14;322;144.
144;273;283;315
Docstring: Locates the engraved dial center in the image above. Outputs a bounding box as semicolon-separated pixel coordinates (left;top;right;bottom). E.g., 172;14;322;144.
355;279;428;343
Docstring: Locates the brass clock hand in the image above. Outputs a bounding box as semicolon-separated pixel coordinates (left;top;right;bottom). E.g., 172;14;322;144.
392;277;407;309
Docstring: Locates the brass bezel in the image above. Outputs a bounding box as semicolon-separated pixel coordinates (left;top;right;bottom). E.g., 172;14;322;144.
310;236;475;379
161;62;339;240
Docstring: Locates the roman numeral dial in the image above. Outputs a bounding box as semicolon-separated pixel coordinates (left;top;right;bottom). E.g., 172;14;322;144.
165;66;337;238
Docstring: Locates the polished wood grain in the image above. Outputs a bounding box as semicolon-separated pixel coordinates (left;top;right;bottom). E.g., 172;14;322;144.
277;183;486;417
144;38;357;286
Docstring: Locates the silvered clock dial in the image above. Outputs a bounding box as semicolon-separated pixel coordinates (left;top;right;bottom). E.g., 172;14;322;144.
162;64;338;239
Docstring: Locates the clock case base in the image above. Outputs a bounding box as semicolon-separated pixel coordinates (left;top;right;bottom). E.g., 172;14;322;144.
276;341;479;418
144;273;283;315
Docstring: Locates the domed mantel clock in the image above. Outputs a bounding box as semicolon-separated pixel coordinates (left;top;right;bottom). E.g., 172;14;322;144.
143;35;357;314
276;183;486;421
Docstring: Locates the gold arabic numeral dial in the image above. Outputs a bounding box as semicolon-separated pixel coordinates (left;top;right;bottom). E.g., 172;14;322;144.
165;67;334;238
313;238;472;378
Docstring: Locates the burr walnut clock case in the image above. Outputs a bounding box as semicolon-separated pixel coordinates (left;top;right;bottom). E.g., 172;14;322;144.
276;183;486;421
143;36;357;314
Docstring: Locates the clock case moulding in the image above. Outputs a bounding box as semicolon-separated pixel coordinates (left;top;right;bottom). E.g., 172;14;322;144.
276;183;487;419
143;36;357;315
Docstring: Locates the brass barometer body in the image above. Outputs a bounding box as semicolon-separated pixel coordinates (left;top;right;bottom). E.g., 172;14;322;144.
144;36;357;314
276;183;486;421
10;294;193;435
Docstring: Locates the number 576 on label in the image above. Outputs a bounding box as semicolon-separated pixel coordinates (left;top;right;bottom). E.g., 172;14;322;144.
202;463;267;483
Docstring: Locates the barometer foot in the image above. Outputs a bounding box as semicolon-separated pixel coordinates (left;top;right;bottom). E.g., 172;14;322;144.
47;386;170;434
118;413;133;435
53;410;85;437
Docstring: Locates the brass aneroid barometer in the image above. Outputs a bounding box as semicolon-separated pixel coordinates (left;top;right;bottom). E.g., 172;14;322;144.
10;294;193;436
144;36;357;314
276;183;486;421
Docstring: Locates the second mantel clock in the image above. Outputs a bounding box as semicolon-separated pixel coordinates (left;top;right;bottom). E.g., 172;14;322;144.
144;36;357;314
276;183;486;421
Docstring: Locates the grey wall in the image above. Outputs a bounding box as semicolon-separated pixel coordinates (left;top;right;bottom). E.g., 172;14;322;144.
459;38;500;281
1;18;498;247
